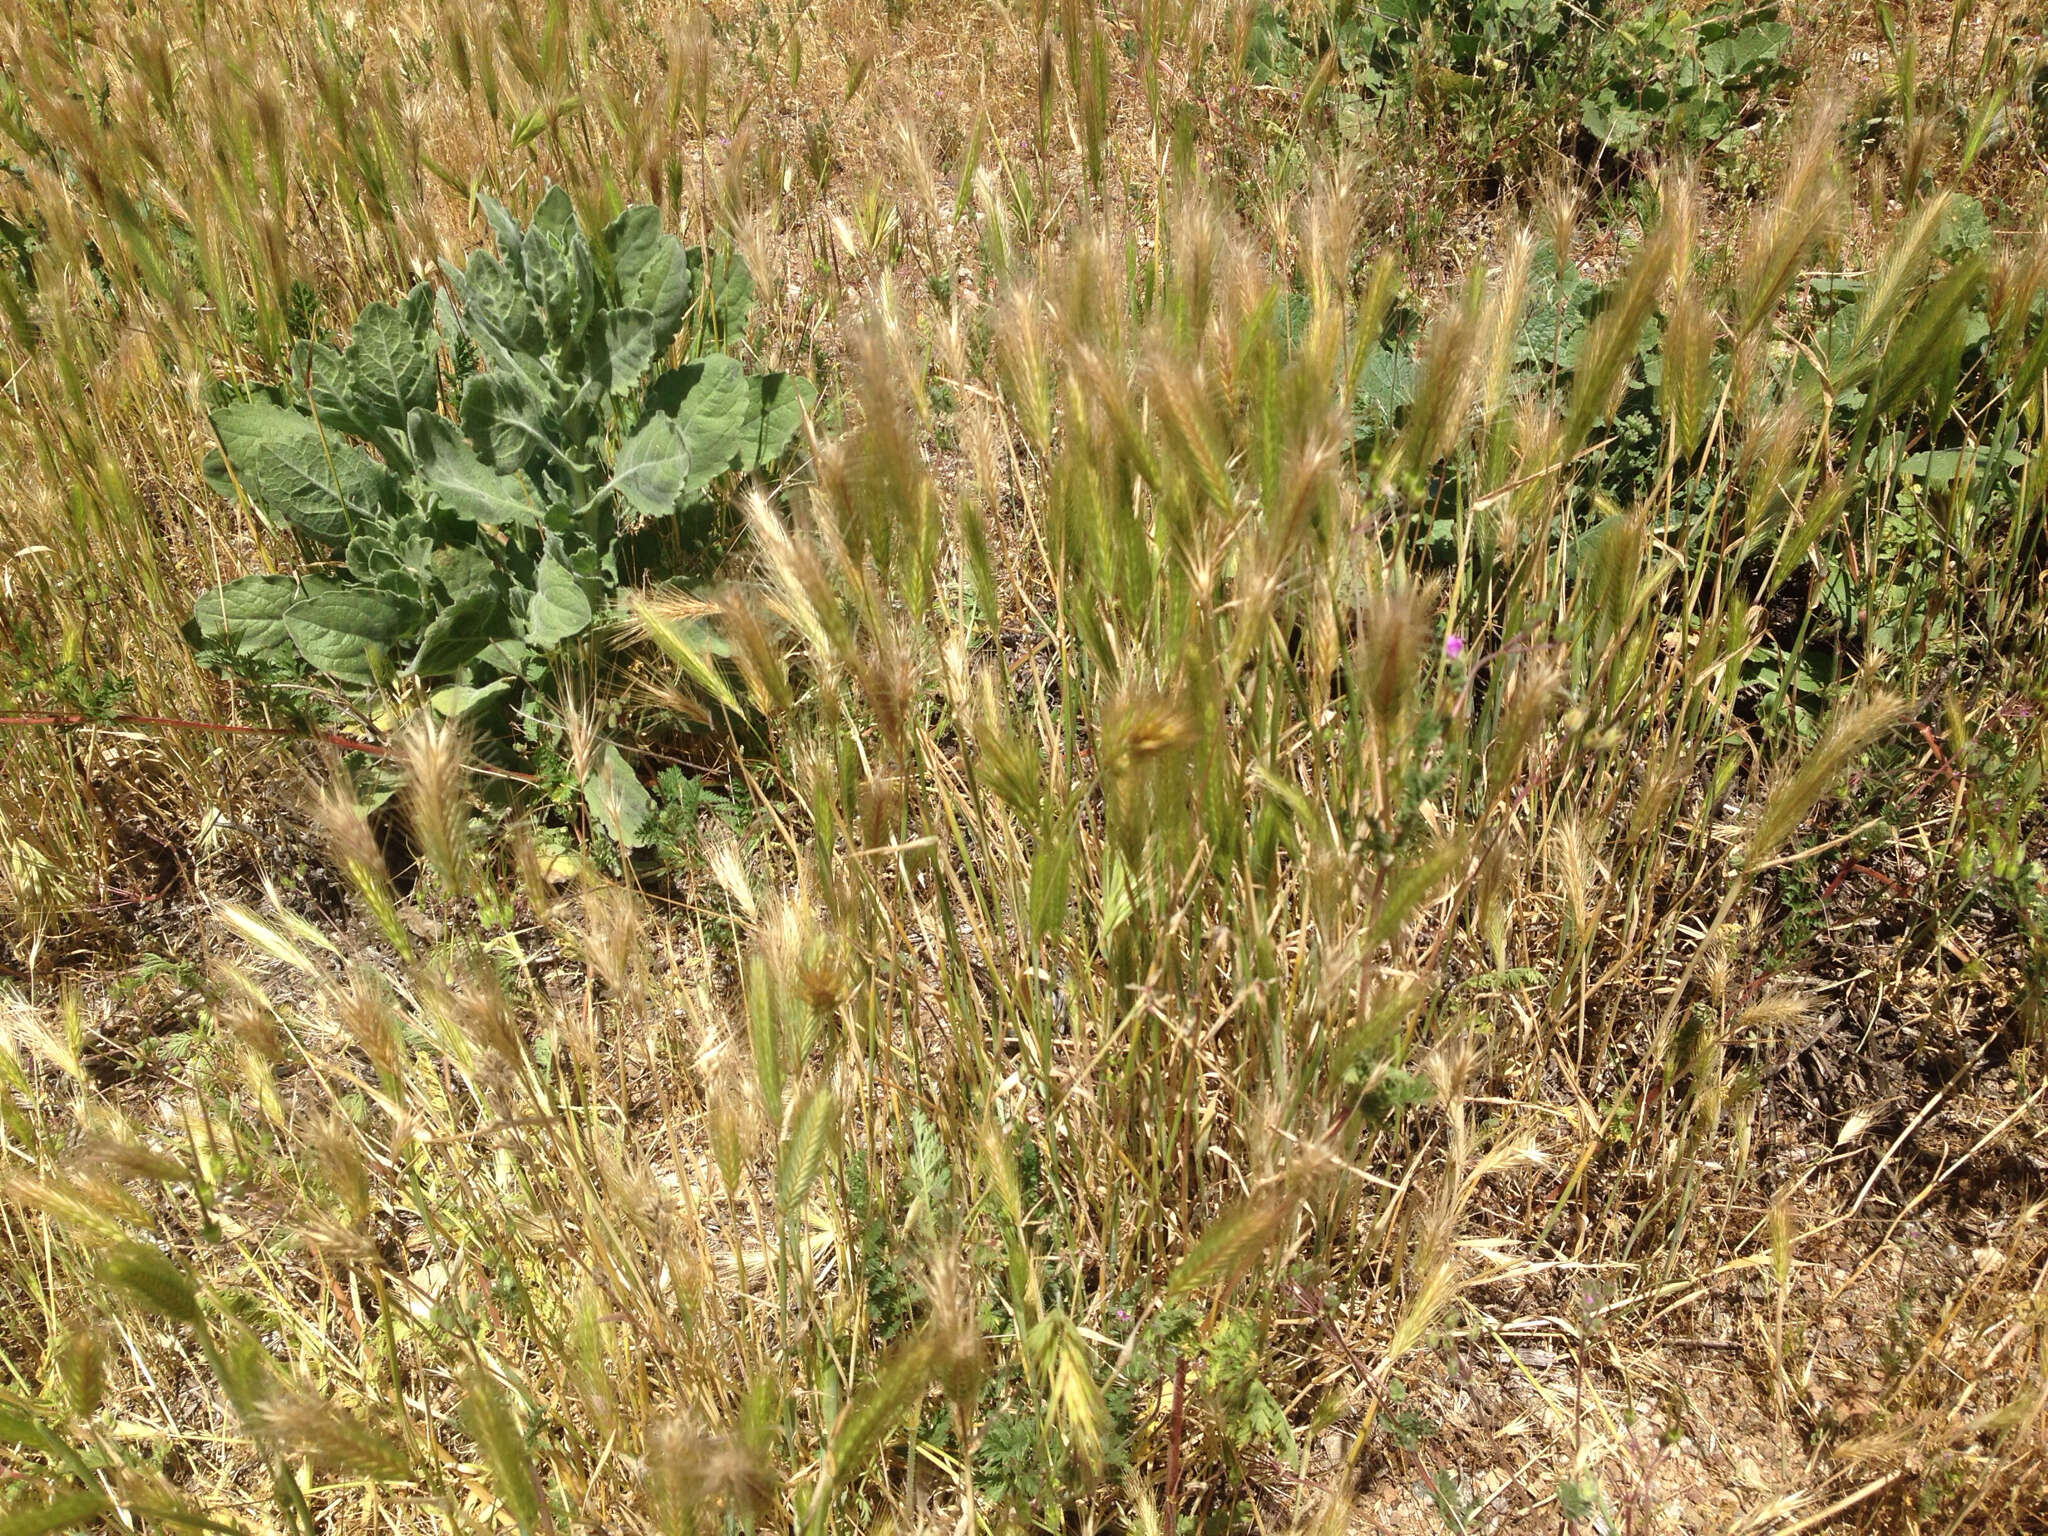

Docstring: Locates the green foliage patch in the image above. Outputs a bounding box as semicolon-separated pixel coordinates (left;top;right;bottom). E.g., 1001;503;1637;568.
1268;0;1793;172
185;188;813;800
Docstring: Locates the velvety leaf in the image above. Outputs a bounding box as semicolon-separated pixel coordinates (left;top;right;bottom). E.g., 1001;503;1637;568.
1354;343;1415;431
611;413;691;517
288;338;374;440
1702;22;1789;81
186;574;301;662
605;205;694;350
211;401;395;543
648;355;749;490
477;191;526;267
431;542;499;597
602;306;658;396
529;184;577;240
692;246;755;344
344;298;439;433
456;248;546;361
346;535;404;583
584;741;656;847
409;587;509;676
741;371;816;469
1936;194;1992;260
460;372;546;472
431;676;516;717
284;586;423;682
479;638;538;676
522;228;595;347
202;447;235;499
410;409;540;525
525;542;596;648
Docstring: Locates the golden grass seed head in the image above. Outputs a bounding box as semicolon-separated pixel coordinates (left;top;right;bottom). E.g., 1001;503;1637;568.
1564;212;1683;455
1732;93;1847;337
1744;691;1908;869
857;768;907;849
334;968;404;1083
1768;1186;1794;1288
437;951;522;1063
1395;277;1485;482
54;1319;106;1418
1537;171;1582;269
1483;650;1564;811
1738;987;1820;1034
1739;396;1816;546
1574;503;1648;641
579;884;643;998
307;1114;373;1224
854;617;919;752
215;987;286;1066
644;1417;779;1529
1546;813;1601;948
994;282;1056;455
1103;682;1199;771
3;1168;148;1243
249;1381;410;1480
460;1366;542;1535
1172;194;1226;335
312;771;387;888
1296;164;1360;320
68;1126;188;1187
94;1239;200;1323
1477;226;1536;438
1659;283;1718;459
704;823;758;919
397;712;472;893
1353;576;1434;735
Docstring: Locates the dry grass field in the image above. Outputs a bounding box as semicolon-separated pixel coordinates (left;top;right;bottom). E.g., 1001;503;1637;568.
4;0;2048;1531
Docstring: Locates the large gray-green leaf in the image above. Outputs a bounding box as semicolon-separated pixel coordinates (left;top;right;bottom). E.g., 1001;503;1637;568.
529;185;578;240
525;543;596;648
410;409;539;525
408;588;509;676
610;413;691;518
288;339;373;441
522;229;595;347
431;676;516;718
605;205;694;350
602;307;658;396
344;299;438;433
284;587;423;682
583;742;656;848
346;534;404;583
456;249;546;361
186;573;301;662
211;402;395;543
477;192;526;268
431;542;498;598
691;246;754;344
1702;22;1790;81
460;372;547;472
742;372;816;470
647;356;748;491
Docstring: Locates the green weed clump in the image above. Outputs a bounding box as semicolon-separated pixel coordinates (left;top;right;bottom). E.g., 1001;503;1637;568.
1232;0;1794;254
187;189;812;837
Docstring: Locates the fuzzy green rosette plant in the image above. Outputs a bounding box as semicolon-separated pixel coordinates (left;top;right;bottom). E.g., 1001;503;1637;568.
186;187;810;757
